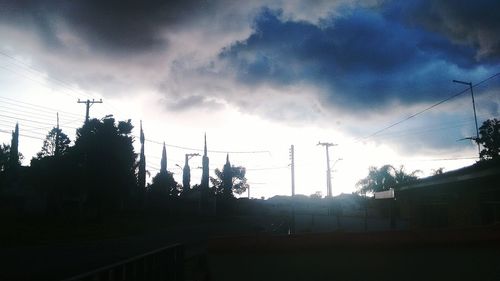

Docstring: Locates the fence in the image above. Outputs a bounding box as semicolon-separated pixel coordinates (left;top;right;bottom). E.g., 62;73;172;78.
293;213;410;233
62;243;184;281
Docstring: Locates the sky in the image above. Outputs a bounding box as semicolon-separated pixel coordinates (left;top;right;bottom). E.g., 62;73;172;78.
0;0;499;198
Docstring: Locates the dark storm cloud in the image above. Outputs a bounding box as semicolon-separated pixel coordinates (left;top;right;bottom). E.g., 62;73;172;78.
221;4;499;110
0;0;207;53
390;0;500;59
1;0;498;116
163;95;225;112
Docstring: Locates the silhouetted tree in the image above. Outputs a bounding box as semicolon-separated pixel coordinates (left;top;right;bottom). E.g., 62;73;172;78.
210;164;249;198
137;121;146;191
0;140;22;173
476;118;500;160
182;160;191;191
222;154;233;196
0;144;11;172
36;127;71;159
149;171;179;197
394;165;421;184
356;165;396;194
73;117;137;212
9;123;19;169
30;149;80;215
356;165;420;194
310;191;322;199
201;134;209;189
432;167;445;175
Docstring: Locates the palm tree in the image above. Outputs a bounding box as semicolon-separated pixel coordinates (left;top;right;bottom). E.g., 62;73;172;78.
393;165;421;186
356;165;421;194
356;164;396;194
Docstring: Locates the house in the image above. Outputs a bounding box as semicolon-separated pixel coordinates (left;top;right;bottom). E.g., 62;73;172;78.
395;159;500;229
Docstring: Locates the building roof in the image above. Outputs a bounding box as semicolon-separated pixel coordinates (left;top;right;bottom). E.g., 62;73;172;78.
396;159;500;192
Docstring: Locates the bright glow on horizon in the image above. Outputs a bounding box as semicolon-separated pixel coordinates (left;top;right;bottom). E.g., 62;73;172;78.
0;53;481;199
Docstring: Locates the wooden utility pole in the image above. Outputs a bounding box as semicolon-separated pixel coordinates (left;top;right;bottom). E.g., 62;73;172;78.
452;80;481;157
317;142;337;197
77;99;103;123
183;153;200;190
55;113;60;157
289;145;295;196
290;144;296;234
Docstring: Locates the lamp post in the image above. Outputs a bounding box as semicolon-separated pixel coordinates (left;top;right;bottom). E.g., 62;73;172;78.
453;80;480;157
331;158;343;192
332;158;343;168
100;114;113;121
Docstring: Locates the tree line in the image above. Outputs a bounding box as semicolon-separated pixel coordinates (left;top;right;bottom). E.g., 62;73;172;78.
1;117;498;213
356;118;500;194
0;117;249;217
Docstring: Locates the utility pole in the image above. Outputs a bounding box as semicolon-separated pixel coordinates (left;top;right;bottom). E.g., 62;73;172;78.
452;80;481;157
55;113;60;157
77;99;103;123
317;142;337;197
289;144;296;235
183;153;200;190
289;145;295;197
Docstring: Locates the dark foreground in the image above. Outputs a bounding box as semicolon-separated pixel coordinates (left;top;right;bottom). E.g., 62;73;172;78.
207;228;500;281
2;217;500;281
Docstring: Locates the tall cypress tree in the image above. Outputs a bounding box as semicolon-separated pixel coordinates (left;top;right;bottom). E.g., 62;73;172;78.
201;133;209;189
9;123;19;169
160;142;167;174
222;154;233;195
138;121;146;190
182;154;191;191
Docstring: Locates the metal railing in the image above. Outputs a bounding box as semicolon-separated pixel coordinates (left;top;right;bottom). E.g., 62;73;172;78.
62;243;184;281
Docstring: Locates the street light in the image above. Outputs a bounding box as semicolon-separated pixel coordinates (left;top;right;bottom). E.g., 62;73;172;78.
99;114;113;121
332;158;343;168
330;158;343;198
452;80;480;157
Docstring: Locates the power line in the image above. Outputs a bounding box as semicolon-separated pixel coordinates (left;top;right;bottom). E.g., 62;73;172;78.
371;121;474;140
0;51;126;118
0;50;98;101
0;104;75;121
0;65;79;100
371;115;480;137
143;137;270;154
246;166;289;171
0;119;50;130
23;118;81;134
0;106;64;123
0;128;45;141
0;96;81;118
0;124;47;138
0;113;61;126
355;72;500;143
0;114;78;130
1;53;271;157
408;156;479;162
0;103;81;123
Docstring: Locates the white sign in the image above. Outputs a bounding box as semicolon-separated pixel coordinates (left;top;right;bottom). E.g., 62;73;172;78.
374;188;394;199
